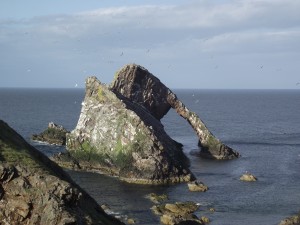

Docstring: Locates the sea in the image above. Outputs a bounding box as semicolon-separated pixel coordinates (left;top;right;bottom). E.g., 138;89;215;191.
0;88;299;225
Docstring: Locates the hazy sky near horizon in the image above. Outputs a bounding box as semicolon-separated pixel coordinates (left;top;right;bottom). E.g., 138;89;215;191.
1;0;299;89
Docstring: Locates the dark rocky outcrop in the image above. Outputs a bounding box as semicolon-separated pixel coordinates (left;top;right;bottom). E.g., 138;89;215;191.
111;64;240;160
32;122;69;145
0;120;124;225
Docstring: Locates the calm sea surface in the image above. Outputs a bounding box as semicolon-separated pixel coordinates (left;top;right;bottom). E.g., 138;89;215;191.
0;88;300;225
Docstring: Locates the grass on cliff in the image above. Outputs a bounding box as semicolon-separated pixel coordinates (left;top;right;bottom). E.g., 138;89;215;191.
97;86;107;103
0;121;50;171
0;121;70;179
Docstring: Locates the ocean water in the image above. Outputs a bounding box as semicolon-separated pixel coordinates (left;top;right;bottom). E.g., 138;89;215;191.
0;88;300;225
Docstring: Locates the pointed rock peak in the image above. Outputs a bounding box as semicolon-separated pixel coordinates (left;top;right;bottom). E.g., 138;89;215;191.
111;64;171;120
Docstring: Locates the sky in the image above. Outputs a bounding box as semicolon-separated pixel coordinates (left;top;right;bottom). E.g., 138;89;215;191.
0;0;299;89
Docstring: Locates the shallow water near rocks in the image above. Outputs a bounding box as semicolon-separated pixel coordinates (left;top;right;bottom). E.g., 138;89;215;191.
0;88;299;225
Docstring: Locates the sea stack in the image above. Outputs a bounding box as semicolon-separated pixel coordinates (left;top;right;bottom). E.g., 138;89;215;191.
64;75;193;184
57;64;239;184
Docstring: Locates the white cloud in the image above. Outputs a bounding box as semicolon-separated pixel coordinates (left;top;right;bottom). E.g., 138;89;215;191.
0;0;299;88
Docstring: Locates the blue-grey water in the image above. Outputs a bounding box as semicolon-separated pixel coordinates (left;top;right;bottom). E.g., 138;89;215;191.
0;88;299;225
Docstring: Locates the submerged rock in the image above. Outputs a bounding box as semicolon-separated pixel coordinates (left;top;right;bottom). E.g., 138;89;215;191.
32;122;69;145
0;120;124;225
188;180;209;192
240;173;258;182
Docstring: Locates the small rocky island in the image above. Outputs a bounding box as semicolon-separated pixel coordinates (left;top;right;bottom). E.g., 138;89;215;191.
32;122;69;145
54;64;239;184
0;120;124;225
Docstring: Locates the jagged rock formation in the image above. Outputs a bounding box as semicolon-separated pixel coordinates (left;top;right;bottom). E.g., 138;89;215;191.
63;77;193;184
0;120;124;225
57;63;239;184
111;64;240;159
32;122;69;145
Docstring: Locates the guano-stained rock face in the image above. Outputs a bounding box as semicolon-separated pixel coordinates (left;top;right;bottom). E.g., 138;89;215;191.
111;64;240;160
65;76;193;184
60;63;239;184
0;120;124;225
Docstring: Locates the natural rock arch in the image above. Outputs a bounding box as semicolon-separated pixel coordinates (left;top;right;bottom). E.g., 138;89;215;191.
111;64;240;160
59;64;239;185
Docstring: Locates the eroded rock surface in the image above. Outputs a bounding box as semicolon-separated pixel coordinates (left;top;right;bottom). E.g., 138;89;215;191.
63;77;193;184
111;64;239;159
0;120;124;225
56;63;239;184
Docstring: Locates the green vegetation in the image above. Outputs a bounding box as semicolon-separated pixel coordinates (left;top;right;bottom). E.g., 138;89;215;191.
0;122;50;171
44;128;66;139
0;144;41;169
113;129;149;169
70;140;106;164
97;86;107;103
204;135;220;149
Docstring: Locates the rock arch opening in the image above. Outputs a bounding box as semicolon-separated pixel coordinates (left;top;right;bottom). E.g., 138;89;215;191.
111;64;240;160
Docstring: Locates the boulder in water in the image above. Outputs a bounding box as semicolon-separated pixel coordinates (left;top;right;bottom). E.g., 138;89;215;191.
240;172;257;182
188;180;209;192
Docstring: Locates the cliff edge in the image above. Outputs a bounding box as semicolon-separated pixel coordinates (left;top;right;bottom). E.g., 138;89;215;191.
0;120;124;225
